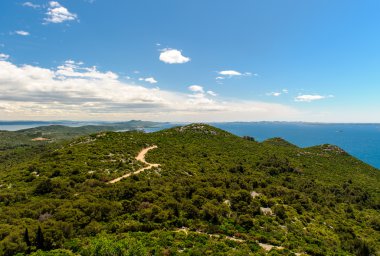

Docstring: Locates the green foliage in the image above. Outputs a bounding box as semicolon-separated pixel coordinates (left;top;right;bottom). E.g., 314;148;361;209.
0;123;379;255
30;249;78;256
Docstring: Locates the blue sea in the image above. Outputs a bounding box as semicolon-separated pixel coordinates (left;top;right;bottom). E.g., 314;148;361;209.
148;122;380;169
1;122;380;169
212;122;380;169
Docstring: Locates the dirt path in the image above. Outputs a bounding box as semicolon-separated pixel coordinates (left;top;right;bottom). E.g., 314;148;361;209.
175;228;293;253
108;145;159;184
259;243;285;251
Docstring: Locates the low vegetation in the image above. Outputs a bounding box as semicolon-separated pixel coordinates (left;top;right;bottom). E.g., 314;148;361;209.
0;124;379;255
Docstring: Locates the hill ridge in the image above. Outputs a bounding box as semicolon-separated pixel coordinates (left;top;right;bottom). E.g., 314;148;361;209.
0;123;379;255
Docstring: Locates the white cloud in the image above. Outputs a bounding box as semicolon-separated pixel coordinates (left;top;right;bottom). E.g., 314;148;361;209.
267;89;288;97
145;77;157;84
267;92;282;97
49;1;61;8
188;85;204;93
15;30;30;36
56;60;117;80
295;94;333;102
217;70;254;79
219;70;242;76
139;77;157;84
207;90;217;96
23;2;40;8
0;58;301;121
0;53;9;61
159;48;190;64
44;1;78;24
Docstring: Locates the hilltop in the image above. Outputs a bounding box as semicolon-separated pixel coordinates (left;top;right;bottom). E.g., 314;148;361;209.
0;124;379;255
0;120;162;149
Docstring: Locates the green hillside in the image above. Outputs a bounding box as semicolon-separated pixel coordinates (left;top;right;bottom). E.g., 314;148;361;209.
0;124;379;255
0;121;162;150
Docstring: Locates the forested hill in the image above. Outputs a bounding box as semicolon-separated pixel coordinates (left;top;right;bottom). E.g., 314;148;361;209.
0;120;162;150
0;124;379;255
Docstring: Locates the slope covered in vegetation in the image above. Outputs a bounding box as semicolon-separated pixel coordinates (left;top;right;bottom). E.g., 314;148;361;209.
0;120;162;150
0;124;379;255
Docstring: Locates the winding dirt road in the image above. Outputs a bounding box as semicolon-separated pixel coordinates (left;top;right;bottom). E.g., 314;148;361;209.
108;145;159;184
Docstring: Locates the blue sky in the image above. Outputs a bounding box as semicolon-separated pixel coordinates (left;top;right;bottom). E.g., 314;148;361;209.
0;0;379;122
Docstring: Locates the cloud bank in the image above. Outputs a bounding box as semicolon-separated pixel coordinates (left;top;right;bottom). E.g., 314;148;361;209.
0;58;300;121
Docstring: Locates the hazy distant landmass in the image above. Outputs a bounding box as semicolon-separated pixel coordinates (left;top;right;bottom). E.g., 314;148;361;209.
0;120;165;152
0;120;165;132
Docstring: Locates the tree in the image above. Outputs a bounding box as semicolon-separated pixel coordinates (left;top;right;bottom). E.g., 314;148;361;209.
273;205;287;220
242;136;255;141
34;178;54;195
36;226;45;250
24;227;32;254
24;228;31;247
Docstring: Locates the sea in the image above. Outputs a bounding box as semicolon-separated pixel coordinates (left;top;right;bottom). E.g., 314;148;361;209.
1;121;380;169
147;122;380;169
